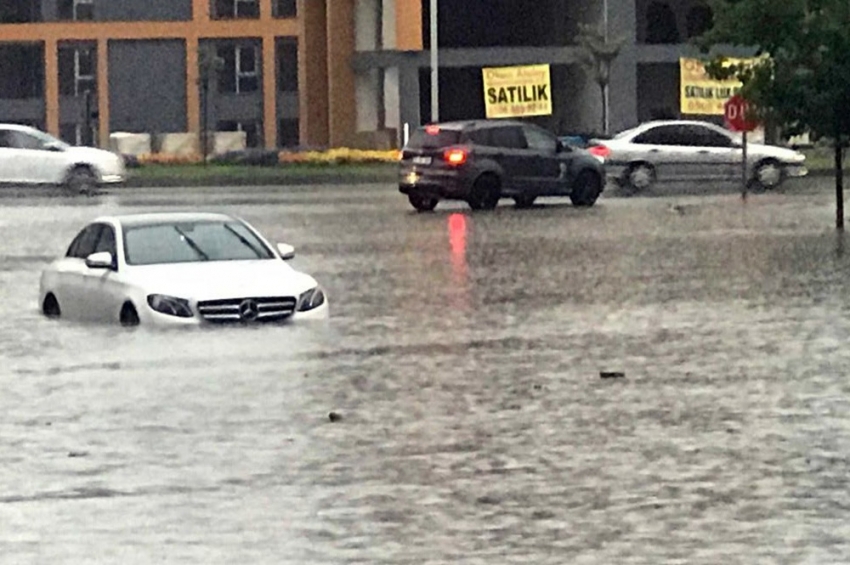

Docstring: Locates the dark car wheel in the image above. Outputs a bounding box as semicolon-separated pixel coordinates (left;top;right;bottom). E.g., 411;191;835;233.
570;170;603;207
408;194;438;212
64;166;97;196
43;294;61;319
468;174;501;210
751;159;784;191
513;195;536;209
622;162;655;195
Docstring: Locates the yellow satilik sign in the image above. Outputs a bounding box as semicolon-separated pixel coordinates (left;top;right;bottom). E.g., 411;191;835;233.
680;57;763;115
482;64;552;119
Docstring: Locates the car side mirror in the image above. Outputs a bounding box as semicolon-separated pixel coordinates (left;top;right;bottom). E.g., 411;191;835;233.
44;142;65;152
277;243;295;260
85;251;114;270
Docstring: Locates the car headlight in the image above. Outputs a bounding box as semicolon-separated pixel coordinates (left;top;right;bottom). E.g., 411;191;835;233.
297;287;326;312
147;294;194;318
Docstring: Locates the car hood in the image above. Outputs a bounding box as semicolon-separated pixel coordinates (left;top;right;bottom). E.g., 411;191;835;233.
123;259;319;301
746;142;806;162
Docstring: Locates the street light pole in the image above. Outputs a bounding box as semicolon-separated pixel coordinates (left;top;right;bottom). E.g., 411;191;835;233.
429;0;439;123
602;0;610;135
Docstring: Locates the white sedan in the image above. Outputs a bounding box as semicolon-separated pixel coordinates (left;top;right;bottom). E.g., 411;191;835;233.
588;120;808;193
0;123;125;194
39;212;328;326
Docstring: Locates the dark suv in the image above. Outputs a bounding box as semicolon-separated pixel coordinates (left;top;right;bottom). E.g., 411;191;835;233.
398;119;605;212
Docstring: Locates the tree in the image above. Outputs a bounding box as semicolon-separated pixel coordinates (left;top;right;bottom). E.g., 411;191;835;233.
698;0;850;228
576;23;625;136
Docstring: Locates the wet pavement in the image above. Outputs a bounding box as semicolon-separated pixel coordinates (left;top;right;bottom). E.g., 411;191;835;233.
3;178;850;564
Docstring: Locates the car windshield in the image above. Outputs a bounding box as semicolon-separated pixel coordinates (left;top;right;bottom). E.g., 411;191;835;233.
29;128;69;150
123;220;275;265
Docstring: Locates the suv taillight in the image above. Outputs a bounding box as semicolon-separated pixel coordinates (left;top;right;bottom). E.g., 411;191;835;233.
443;148;468;166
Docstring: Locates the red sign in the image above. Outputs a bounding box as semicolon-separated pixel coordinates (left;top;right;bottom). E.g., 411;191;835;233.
724;94;758;132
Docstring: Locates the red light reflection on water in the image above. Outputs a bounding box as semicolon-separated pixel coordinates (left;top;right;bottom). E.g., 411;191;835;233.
447;213;470;309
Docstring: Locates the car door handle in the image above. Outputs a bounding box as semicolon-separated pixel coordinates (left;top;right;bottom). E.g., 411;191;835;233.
649;149;660;153
698;150;710;154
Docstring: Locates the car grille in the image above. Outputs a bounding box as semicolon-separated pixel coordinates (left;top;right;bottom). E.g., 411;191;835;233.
196;296;297;323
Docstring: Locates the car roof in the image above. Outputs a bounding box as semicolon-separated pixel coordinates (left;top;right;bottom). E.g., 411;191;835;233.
419;119;528;131
619;119;731;134
0;123;40;133
91;212;239;228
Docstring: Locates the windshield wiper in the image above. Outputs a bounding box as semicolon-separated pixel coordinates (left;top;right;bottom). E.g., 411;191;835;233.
223;223;267;258
173;226;209;261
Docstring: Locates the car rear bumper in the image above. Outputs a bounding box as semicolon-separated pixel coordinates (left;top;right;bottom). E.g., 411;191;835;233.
398;168;470;199
100;174;126;185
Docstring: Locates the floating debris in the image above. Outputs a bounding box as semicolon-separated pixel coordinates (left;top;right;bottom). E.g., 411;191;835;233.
328;412;343;423
600;371;625;379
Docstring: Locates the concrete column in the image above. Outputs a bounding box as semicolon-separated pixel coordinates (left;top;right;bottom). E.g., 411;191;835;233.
607;0;638;132
186;36;200;139
262;35;278;148
298;0;329;146
97;38;110;148
192;0;209;21
396;54;420;141
44;38;59;137
394;0;422;50
326;0;356;146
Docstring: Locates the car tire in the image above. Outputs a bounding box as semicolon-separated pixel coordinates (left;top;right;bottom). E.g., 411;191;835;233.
513;195;536;208
570;170;603;207
751;159;784;191
43;294;61;319
622;162;655;195
64;166;97;196
468;174;501;210
408;194;438;212
120;302;140;327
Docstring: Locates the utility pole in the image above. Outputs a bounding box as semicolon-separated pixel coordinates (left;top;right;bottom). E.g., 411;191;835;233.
429;0;438;123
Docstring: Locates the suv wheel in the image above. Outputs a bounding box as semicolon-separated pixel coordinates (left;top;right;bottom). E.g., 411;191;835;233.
64;166;97;196
570;170;602;207
408;194;438;212
468;174;501;210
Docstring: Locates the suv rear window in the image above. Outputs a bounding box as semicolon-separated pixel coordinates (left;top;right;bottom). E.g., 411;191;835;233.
406;128;462;149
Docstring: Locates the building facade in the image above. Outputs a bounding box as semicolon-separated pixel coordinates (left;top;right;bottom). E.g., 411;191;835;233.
0;0;712;150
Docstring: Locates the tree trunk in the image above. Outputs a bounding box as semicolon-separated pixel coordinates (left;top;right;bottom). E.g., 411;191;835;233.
836;142;844;230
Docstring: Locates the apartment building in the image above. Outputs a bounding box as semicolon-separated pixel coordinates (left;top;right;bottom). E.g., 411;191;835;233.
0;0;713;150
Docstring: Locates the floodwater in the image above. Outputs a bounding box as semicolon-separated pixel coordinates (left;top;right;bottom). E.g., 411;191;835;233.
3;179;850;564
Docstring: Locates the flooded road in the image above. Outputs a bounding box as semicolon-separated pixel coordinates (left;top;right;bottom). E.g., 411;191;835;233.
3;179;850;564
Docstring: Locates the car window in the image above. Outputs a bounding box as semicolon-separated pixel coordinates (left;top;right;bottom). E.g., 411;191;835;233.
487;126;528;149
66;224;103;259
123;220;275;266
93;224;117;256
523;125;558;152
690;126;734;147
633;125;684;146
0;130;14;148
6;131;43;150
406;127;461;149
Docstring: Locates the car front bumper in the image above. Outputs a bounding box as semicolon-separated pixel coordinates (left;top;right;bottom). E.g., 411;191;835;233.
141;301;329;327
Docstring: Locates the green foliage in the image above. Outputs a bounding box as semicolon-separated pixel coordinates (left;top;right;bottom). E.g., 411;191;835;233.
699;0;850;144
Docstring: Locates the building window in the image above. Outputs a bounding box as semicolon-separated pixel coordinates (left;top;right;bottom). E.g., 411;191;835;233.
645;2;680;44
218;45;259;93
274;0;297;18
59;46;95;96
213;0;259;19
686;5;713;39
218;120;261;148
58;0;94;21
277;38;298;92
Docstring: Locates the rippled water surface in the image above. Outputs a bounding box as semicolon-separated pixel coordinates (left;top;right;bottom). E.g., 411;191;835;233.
3;181;850;564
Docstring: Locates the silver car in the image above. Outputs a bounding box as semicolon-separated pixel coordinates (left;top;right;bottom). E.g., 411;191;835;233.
588;120;808;194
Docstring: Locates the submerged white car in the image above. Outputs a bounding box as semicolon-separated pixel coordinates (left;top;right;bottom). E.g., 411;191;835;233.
39;212;328;326
588;120;808;193
0;123;125;194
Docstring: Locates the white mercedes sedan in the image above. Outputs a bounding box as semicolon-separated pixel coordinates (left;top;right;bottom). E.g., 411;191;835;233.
39;212;328;327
